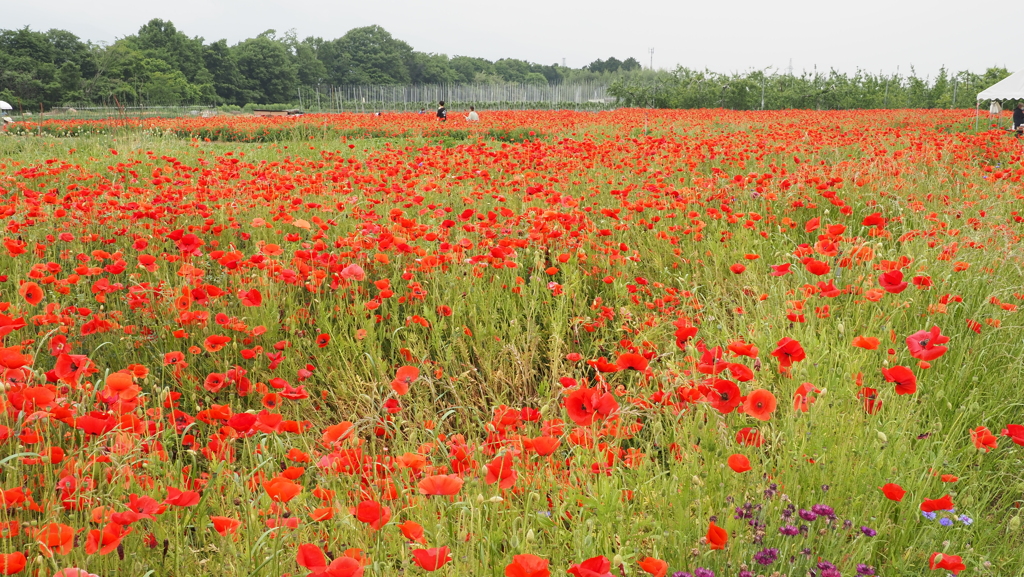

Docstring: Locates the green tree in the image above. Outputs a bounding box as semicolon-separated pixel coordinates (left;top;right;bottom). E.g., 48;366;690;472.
408;52;460;84
203;39;242;104
130;19;209;84
233;34;298;103
494;58;532;82
449;56;494;83
332;25;412;84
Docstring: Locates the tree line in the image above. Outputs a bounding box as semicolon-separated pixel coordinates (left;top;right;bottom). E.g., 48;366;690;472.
0;19;1013;110
608;66;1014;110
0;20;640;109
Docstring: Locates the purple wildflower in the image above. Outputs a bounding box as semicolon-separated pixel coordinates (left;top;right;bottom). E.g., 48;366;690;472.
812;504;834;516
753;548;779;566
779;524;799;536
860;526;877;537
857;563;876;575
799;508;818;521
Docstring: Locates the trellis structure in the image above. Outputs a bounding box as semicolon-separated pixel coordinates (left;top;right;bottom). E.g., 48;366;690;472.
296;82;614;112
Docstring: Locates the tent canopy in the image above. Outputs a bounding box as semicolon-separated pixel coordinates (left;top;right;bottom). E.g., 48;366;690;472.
0;101;12;111
978;69;1024;101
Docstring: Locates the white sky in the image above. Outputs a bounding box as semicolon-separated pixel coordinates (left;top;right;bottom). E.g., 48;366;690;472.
6;0;1018;78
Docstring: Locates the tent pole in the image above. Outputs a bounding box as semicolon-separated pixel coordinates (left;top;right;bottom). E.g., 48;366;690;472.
975;100;979;131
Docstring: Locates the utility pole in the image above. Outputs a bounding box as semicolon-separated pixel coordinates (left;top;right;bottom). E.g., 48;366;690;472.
649;48;654;71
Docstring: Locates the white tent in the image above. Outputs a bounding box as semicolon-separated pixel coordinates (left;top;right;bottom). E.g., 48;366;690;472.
975;68;1024;129
0;101;11;111
978;68;1024;101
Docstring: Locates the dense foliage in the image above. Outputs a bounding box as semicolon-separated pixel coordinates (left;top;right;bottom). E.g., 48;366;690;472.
609;67;1014;111
0;21;630;109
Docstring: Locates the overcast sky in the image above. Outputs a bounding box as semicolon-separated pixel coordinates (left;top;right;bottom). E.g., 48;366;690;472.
6;0;1019;78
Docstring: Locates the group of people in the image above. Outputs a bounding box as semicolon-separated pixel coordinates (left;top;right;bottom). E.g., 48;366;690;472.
991;100;1024;136
434;101;478;122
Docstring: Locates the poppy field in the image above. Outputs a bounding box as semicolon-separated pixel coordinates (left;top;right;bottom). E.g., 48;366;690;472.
0;109;1023;577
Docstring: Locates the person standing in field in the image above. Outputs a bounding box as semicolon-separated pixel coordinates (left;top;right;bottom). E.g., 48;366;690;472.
465;106;479;122
436;101;447;122
1013;102;1024;136
989;100;1002;117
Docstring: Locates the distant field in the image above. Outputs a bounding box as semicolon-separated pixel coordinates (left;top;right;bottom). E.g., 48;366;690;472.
0;109;1020;577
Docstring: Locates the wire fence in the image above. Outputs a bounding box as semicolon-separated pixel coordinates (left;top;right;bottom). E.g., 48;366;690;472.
296;82;615;112
3;83;616;120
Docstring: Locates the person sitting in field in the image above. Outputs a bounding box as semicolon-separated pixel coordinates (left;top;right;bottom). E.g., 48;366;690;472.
1015;102;1024;137
465;106;479;122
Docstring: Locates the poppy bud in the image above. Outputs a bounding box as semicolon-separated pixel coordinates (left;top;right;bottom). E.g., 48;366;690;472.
876;431;888;443
1009;516;1021;532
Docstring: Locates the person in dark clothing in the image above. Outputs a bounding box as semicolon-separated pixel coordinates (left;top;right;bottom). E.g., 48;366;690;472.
1013;102;1024;131
436;101;447;122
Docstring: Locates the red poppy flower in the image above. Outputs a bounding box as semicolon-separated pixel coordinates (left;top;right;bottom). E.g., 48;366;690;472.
0;552;26;575
920;494;954;512
637;557;668;577
928;552;966;574
532;436;561;456
351;500;391;531
736;427;764;447
19;282;43;306
418;474;464;496
567;556;613;577
771;337;805;370
615;352;649;371
706;521;728;550
203;335;231;353
793;382;819;412
564;387;618;426
705;378;742;414
742;389;777;421
210;516;242;536
878;270;907;293
882;365;917;395
727;454;751;473
804;258;830;275
391;365;419;395
399;520;427;544
164;487;202;507
297;543;328;573
880;483;906;501
316;333;330;347
263;476;302;503
906;326;949;361
239;288;262;307
85;522;132;555
852;336;879;350
485;454;517;489
1002;424;1024;446
505;553;550;577
411;547;451;571
970;426;998;451
32;522;74;555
